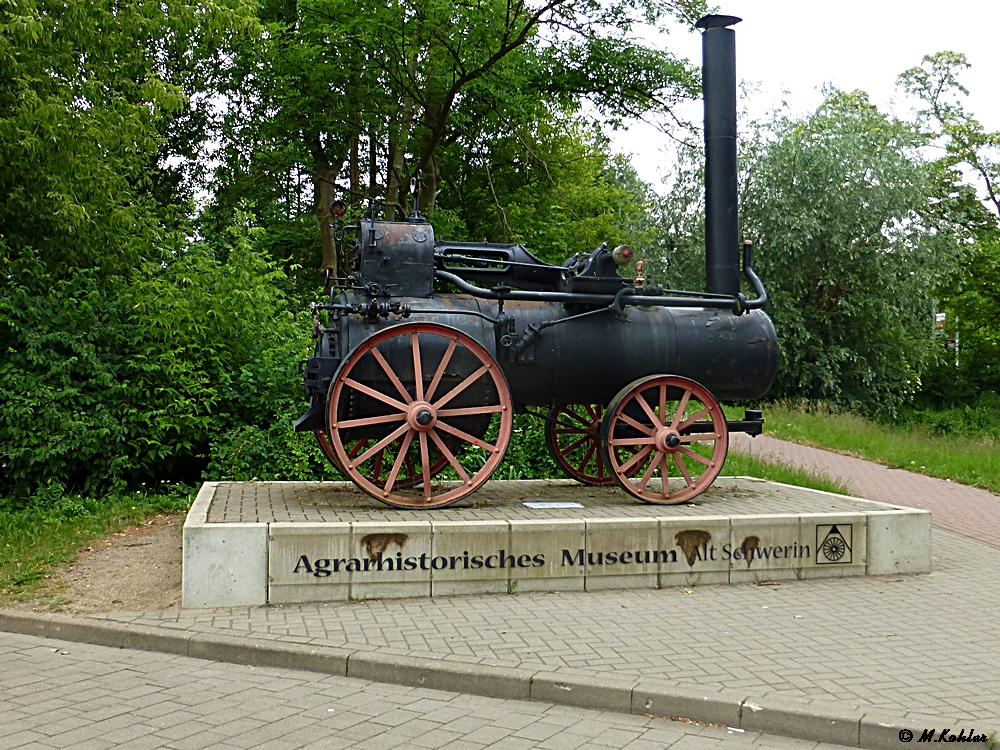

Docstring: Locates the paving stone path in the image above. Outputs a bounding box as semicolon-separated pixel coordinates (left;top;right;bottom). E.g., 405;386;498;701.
101;523;1000;724
5;437;1000;746
0;631;851;750
729;434;1000;548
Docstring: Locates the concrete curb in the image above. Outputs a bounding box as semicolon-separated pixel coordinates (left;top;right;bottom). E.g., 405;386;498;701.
0;609;959;749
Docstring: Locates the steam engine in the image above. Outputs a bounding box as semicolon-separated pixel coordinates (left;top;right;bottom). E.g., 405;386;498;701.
295;15;777;509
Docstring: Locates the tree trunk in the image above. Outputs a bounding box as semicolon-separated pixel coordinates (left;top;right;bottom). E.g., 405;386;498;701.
310;135;344;285
385;100;416;220
348;132;360;205
385;44;420;221
315;168;338;280
416;103;449;215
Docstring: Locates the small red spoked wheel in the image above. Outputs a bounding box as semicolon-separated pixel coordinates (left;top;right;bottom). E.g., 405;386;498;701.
600;375;728;504
327;323;513;508
544;405;614;486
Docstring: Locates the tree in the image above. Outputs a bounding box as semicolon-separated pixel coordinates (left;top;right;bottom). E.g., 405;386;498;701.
0;0;272;496
212;0;706;281
644;91;970;412
433;113;656;260
898;52;1000;403
745;91;972;412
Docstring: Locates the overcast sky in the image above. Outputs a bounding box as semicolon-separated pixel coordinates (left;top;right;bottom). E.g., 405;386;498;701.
612;0;1000;190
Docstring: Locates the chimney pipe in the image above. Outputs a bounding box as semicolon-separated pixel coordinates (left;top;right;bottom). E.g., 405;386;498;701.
696;14;741;297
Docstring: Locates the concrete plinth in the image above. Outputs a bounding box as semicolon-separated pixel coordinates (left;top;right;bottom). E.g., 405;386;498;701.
182;477;931;608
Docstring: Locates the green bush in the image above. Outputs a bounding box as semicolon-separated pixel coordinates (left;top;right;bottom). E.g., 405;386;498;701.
0;252;135;495
206;403;337;482
0;221;313;499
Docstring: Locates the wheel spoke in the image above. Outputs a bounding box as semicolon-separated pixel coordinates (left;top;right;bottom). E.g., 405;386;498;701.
335;413;407;429
372;448;384;483
618;412;655;436
424;339;457;403
673;453;694;486
351;423;410;468
678;407;710;432
584;404;598;420
561;407;590;426
670;389;692;429
659;453;670;498
370;347;414;405
633;391;661;426
435;420;498;453
618;444;653;474
429;429;471;484
560;433;591;454
383;430;415;493
344;378;408;413
659;384;666;423
677;446;712;466
432;364;488;409
347;441;366;460
418;431;431;498
411;333;424;401
636;451;661;491
436;405;503;417
578;442;597;475
610;436;656;446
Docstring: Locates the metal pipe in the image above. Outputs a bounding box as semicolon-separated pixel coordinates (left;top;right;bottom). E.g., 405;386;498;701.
697;14;742;297
435;270;738;310
740;240;768;310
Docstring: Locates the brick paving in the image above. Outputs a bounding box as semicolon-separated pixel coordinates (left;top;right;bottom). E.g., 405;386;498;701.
730;434;1000;548
7;438;1000;744
0;631;851;749
207;478;898;524
101;525;1000;724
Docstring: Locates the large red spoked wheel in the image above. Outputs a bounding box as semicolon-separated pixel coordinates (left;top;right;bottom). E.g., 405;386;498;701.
315;425;341;468
314;400;448;489
600;375;728;504
327;323;513;508
544;405;614;486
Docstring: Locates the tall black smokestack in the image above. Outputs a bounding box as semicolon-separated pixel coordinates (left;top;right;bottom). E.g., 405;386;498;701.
696;14;741;297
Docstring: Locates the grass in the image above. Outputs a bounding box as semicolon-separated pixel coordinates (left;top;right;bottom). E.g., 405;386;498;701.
757;402;1000;494
0;482;195;603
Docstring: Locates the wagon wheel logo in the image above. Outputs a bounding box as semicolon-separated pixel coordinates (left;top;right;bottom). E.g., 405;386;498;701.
821;535;847;561
816;524;852;565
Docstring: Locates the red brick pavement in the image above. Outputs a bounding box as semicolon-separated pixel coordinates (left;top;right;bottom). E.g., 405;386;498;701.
730;433;1000;548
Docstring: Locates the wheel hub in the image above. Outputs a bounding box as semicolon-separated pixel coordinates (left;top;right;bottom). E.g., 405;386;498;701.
406;401;437;431
654;427;682;453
